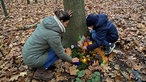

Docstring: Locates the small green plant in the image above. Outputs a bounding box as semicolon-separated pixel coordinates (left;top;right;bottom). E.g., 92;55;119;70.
77;70;85;77
75;78;82;82
75;70;85;82
87;71;101;82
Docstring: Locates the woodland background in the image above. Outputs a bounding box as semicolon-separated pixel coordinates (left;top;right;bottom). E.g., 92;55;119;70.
0;0;146;82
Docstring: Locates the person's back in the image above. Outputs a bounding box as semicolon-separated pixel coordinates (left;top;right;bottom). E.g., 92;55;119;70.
22;16;64;68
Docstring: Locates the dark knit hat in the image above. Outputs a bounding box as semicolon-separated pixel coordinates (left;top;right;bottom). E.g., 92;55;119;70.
86;14;98;27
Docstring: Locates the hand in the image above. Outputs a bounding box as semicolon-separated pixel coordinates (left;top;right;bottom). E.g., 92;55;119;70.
88;26;93;32
72;57;79;63
67;10;73;17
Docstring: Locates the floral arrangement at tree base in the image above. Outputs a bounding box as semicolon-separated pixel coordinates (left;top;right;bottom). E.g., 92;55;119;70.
65;35;110;81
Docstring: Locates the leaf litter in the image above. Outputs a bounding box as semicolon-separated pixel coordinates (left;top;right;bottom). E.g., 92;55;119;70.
0;0;146;81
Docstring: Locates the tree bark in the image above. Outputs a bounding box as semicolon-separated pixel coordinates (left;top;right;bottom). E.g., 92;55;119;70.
63;0;87;47
54;0;57;4
44;0;46;5
27;0;30;4
34;0;37;3
0;0;8;17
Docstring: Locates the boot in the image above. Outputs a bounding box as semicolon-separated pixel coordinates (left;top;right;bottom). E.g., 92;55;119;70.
28;67;37;72
104;43;115;55
33;67;54;81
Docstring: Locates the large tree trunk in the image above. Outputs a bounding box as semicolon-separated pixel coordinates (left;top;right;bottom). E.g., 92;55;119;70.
63;0;87;47
0;0;8;17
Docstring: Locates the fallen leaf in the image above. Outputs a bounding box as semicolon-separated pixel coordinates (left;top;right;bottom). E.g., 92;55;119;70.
69;65;78;75
85;69;92;78
105;77;114;82
88;65;95;71
115;74;123;81
101;64;111;73
132;63;143;70
65;48;72;55
9;74;20;81
20;72;27;77
121;71;129;79
114;64;120;70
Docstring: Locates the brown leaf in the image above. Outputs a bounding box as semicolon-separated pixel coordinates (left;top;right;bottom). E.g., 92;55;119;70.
105;77;114;82
65;48;72;55
92;60;99;66
9;74;20;81
101;64;111;73
85;69;92;77
132;63;143;71
121;71;130;79
114;64;120;70
115;74;123;81
56;76;66;82
69;65;78;75
88;65;95;71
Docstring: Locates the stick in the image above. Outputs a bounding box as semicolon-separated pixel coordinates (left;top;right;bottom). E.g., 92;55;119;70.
0;49;5;58
16;23;38;31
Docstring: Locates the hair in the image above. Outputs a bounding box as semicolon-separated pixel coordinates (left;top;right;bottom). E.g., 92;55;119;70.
54;9;70;22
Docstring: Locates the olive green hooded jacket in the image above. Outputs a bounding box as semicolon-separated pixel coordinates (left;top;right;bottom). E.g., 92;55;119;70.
22;16;72;68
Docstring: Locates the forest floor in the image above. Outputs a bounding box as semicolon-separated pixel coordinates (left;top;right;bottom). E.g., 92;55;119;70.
0;0;146;82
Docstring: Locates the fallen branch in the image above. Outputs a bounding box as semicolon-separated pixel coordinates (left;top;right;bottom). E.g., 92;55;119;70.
16;23;38;31
0;49;5;58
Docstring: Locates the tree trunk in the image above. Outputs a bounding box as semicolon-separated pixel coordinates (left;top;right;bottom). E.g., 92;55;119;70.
34;0;37;3
27;0;30;4
44;0;46;5
63;0;87;47
54;0;57;4
0;0;8;17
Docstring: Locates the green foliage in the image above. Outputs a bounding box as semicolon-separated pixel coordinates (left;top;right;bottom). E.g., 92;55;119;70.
71;48;83;58
77;70;85;77
87;80;92;82
77;62;88;70
75;78;82;82
88;71;101;82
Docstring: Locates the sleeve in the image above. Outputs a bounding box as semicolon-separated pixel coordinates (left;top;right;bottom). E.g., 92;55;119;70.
48;36;72;62
87;29;107;51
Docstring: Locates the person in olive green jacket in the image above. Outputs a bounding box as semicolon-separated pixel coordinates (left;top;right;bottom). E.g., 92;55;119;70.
22;9;79;81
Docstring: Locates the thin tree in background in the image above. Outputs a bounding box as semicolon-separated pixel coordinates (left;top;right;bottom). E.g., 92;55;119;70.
0;0;8;17
35;0;37;3
27;0;30;4
63;0;87;47
54;0;57;4
44;0;46;5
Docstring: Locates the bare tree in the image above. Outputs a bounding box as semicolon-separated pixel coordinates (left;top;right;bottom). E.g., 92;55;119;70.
27;0;30;4
34;0;37;3
1;0;8;17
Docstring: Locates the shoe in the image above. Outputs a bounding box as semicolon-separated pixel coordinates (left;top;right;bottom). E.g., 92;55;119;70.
47;65;56;70
28;67;37;72
104;43;115;55
33;67;54;81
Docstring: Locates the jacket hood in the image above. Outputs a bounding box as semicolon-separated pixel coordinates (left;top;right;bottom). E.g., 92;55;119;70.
95;14;108;27
41;16;65;33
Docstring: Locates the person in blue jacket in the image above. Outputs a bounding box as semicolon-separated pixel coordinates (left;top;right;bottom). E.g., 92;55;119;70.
84;14;118;55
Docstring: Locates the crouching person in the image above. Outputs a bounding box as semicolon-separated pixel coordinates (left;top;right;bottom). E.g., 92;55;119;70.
84;14;118;55
22;9;79;81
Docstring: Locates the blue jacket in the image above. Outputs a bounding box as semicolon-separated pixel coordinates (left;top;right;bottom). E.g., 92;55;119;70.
87;14;118;51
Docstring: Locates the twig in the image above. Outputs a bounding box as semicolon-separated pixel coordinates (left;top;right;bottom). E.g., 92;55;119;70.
16;23;38;31
0;49;5;58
